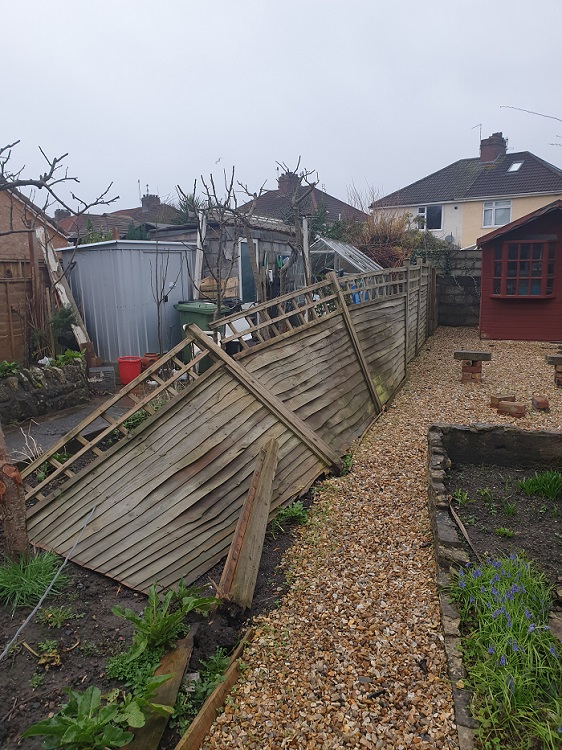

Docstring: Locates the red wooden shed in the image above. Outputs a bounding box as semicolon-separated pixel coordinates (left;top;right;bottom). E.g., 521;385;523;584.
478;200;562;341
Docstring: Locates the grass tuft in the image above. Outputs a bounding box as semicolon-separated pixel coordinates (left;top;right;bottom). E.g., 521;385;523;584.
517;470;562;501
0;552;68;609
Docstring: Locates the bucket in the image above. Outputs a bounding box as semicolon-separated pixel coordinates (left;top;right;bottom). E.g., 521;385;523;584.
118;356;142;385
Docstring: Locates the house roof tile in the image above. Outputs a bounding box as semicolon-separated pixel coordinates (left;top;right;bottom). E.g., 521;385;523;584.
242;185;367;223
374;151;562;208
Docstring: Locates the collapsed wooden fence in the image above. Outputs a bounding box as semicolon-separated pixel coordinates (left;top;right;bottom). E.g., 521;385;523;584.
21;264;435;594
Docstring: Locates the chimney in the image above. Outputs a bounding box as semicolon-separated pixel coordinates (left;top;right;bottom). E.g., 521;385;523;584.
278;172;302;197
141;193;161;213
54;208;71;224
480;132;507;163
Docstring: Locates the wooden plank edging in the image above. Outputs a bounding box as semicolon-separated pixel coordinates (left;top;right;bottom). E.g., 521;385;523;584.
174;629;254;750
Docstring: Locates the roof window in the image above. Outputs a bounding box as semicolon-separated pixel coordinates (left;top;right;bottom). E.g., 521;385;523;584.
507;161;524;172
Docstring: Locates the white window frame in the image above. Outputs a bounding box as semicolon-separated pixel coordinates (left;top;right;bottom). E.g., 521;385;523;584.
417;205;443;231
483;200;511;228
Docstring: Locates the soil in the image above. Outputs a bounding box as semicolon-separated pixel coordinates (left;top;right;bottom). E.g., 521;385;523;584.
444;464;562;586
0;505;302;750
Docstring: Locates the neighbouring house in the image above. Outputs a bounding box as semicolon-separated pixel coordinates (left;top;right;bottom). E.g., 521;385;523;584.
478;199;562;341
372;133;562;250
240;171;367;226
0;189;68;362
57;192;182;243
59;240;196;362
373;133;562;327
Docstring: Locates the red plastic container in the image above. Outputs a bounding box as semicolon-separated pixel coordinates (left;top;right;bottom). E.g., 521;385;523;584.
118;356;142;385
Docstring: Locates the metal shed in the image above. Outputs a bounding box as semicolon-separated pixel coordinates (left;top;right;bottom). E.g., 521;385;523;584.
59;240;196;362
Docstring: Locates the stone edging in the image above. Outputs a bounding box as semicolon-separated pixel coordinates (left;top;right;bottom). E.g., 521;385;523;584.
427;424;476;750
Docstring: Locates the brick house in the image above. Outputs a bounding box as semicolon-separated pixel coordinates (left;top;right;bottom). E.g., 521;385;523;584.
0;189;68;362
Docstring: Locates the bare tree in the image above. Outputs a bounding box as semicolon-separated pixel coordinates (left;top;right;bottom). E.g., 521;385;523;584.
0;140;118;237
177;167;266;314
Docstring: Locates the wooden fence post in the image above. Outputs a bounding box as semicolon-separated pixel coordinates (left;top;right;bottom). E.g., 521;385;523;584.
404;263;410;373
328;272;382;414
415;266;422;355
218;438;279;609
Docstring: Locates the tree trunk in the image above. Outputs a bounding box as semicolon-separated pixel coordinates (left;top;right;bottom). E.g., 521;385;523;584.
0;425;29;558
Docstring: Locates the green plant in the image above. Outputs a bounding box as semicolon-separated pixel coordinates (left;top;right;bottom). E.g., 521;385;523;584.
340;453;353;476
34;450;71;482
517;470;562;501
22;678;172;750
451;555;561;748
36;605;76;628
38;639;59;652
478;487;494;504
172;647;229;733
30;672;44;689
112;584;217;662
79;641;100;657
268;500;309;538
502;501;517;517
0;551;68;609
494;527;514;539
51;350;85;368
452;488;470;508
0;360;19;377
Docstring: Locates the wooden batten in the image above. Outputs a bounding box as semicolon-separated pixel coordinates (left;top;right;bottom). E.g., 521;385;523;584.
218;438;279;608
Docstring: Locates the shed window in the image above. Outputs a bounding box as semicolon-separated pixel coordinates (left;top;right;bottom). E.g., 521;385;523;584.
492;241;555;297
417;205;442;230
483;200;511;227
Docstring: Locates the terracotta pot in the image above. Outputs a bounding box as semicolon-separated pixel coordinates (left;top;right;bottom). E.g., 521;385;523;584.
141;352;159;370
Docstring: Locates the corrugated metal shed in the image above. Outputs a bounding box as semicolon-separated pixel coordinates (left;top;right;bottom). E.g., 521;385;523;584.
60;240;196;362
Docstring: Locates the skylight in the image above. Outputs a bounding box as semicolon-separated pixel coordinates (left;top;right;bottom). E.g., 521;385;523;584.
508;161;524;172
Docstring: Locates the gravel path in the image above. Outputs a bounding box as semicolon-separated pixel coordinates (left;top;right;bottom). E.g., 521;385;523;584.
204;327;562;750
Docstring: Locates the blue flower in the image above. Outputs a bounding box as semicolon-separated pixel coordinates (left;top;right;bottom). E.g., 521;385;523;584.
472;569;482;579
549;645;558;658
458;568;465;577
524;608;532;620
528;624;536;633
459;580;466;589
499;655;507;667
488;644;495;654
469;596;474;604
509;552;516;561
511;641;519;652
480;586;486;593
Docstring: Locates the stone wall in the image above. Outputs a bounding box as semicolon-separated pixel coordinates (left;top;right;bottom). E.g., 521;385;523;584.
437;246;482;327
0;360;89;424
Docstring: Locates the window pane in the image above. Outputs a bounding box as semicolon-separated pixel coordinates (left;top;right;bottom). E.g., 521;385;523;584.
483;201;493;208
495;207;511;225
520;246;530;260
530;280;541;295
506;280;516;295
507;261;517;277
483;209;493;226
548;262;554;276
547;280;553;294
494;246;502;260
494;262;502;277
549;243;555;259
531;261;542;276
519;261;530;276
493;279;501;294
426;206;442;230
518;280;529;295
508;245;517;260
495;200;511;208
532;244;543;259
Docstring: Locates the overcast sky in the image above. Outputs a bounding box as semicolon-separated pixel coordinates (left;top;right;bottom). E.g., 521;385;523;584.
5;0;562;213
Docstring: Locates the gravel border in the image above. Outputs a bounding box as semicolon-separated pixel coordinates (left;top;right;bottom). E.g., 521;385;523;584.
202;327;561;750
